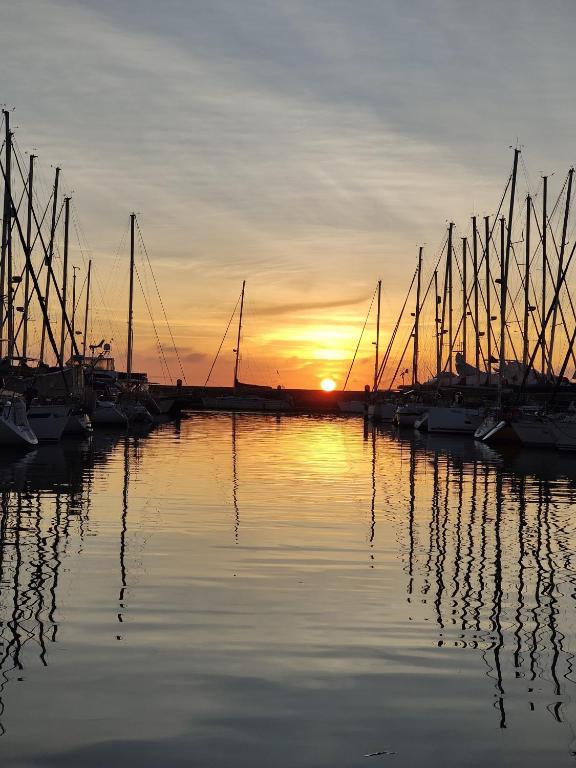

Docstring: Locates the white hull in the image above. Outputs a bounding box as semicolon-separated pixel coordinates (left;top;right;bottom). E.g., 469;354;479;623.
0;400;38;448
426;406;484;435
511;418;557;447
93;401;129;427
202;396;288;412
395;405;427;427
27;404;71;441
551;419;576;451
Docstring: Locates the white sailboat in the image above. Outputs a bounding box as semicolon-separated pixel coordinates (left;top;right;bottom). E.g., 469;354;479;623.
0;394;38;448
27;403;71;441
92;400;129;427
419;404;485;434
202;281;290;412
338;280;382;416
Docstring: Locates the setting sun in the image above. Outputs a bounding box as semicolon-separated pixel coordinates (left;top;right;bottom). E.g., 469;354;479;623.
320;377;336;392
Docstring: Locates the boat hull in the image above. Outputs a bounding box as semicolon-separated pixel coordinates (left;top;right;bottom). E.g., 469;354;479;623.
394;405;427;427
27;404;71;442
64;411;93;435
551;419;576;451
0;400;38;448
511;418;557;447
426;406;484;435
92;401;129;427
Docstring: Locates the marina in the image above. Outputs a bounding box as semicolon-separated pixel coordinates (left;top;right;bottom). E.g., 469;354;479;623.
2;0;576;763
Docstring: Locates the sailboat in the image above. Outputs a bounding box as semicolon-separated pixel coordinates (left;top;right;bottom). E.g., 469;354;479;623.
338;280;381;416
202;281;290;412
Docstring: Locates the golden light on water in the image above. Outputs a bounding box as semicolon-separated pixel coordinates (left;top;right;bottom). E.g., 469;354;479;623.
320;377;336;392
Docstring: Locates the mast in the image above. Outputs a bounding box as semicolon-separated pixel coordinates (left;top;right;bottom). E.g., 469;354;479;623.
472;216;480;372
70;266;77;360
82;259;92;359
499;148;520;386
233;280;246;389
6;123;14;361
22;153;35;362
447;222;454;375
40;166;60;364
412;249;422;385
0;110;11;360
499;216;506;389
541;175;547;376
374;279;381;391
434;269;441;379
485;215;492;384
127;213;136;379
59;197;70;365
522;195;531;367
461;237;467;362
548;167;574;377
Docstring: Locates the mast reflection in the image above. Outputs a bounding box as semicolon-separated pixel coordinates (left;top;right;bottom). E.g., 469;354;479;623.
391;430;576;740
0;431;123;735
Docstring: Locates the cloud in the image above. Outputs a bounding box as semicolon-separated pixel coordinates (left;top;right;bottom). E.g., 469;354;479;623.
250;293;370;317
183;351;210;364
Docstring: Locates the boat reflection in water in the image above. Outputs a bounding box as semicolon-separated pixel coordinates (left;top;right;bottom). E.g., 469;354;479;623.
1;415;576;766
381;426;576;740
0;425;153;738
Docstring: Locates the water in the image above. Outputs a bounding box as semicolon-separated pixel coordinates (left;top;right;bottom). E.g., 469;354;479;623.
1;414;576;767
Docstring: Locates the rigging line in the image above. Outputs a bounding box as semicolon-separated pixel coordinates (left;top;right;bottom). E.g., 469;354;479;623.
135;219;187;384
205;293;242;386
378;237;447;389
343;286;377;391
134;263;172;384
529;197;576;371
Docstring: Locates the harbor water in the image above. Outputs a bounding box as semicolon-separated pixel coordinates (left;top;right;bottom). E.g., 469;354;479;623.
1;413;576;766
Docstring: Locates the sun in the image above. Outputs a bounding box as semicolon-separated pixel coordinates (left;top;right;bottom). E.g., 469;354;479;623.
320;377;336;392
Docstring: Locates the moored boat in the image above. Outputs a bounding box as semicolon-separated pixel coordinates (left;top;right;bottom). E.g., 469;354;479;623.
0;394;38;448
27;403;71;442
424;405;485;435
92;400;129;427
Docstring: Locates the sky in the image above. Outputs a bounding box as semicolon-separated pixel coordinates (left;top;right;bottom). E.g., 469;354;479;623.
2;0;576;388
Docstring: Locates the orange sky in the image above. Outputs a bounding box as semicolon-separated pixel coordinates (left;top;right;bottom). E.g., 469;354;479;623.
3;2;576;389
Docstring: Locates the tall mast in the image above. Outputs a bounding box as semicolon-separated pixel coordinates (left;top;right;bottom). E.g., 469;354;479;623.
472;216;480;372
82;259;92;359
434;269;440;379
485;216;492;384
548;167;574;377
70;266;77;361
59;196;70;365
40;166;60;364
499;148;520;385
6;126;14;361
22;153;35;362
412;248;422;386
541;175;548;376
499;216;506;387
374;279;381;391
0;110;11;360
461;237;467;362
127;213;136;378
447;222;454;375
233;280;246;389
522;195;531;367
